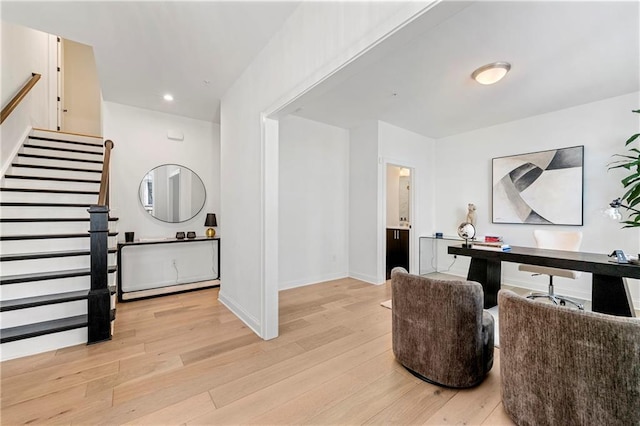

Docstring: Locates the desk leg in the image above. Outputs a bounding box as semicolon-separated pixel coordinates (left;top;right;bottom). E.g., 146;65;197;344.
592;275;635;317
467;258;501;308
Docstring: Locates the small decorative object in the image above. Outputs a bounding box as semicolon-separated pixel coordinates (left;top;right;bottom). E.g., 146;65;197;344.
435;232;443;238
125;232;135;243
457;222;476;248
176;232;185;239
187;231;196;239
466;203;477;227
205;213;217;237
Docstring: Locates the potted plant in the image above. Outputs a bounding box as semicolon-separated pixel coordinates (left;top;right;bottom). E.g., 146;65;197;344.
608;109;640;227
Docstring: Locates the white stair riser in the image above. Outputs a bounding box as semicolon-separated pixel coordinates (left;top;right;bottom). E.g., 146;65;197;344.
31;129;104;145
1;300;86;328
23;146;103;162
1;256;91;276
0;275;90;299
0;273;115;300
0;254;116;276
0;206;92;219
2;179;99;192
0;328;87;361
0;191;99;204
1;221;115;235
0;236;117;254
13;157;103;171
3;221;118;234
6;165;101;180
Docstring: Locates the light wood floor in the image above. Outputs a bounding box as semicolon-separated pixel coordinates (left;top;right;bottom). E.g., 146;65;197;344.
0;278;515;425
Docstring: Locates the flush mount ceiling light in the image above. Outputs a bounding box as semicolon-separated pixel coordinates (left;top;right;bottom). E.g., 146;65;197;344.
163;94;174;101
471;62;511;85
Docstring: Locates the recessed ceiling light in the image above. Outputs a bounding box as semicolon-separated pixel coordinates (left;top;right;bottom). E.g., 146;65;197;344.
471;62;511;85
163;94;174;101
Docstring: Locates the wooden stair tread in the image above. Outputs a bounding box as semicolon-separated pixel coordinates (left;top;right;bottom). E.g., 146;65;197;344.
0;290;89;311
4;175;101;184
0;315;88;343
0;266;117;285
0;202;93;207
28;135;103;148
1;248;117;262
23;144;103;156
0;217;119;223
0;232;118;241
0;187;99;195
10;164;101;174
17;153;103;165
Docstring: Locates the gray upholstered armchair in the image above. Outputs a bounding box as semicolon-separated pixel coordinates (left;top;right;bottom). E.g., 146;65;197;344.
390;267;494;388
499;290;640;425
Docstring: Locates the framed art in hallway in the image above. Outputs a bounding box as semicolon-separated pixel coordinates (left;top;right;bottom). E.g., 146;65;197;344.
492;145;584;225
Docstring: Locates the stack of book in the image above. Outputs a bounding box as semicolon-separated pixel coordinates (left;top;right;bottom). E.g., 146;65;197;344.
473;240;511;251
484;235;503;243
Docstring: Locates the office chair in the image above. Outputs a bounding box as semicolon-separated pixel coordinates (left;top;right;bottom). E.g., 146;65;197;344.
518;230;584;310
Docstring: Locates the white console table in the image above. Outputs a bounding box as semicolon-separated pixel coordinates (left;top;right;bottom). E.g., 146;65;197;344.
117;237;220;301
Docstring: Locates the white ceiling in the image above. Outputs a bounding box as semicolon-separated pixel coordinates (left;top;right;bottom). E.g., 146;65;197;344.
2;1;638;138
1;1;300;122
289;1;640;139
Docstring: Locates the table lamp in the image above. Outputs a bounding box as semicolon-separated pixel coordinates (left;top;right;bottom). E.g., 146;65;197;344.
205;213;217;237
605;198;640;224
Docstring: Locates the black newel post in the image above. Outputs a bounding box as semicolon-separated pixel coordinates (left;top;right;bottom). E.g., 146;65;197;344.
88;205;111;344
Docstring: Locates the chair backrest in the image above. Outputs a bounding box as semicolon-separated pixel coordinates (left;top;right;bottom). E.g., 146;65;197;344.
533;229;582;251
499;289;640;424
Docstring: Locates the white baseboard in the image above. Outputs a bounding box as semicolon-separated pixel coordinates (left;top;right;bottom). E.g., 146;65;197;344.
348;271;381;285
279;272;348;291
218;290;262;337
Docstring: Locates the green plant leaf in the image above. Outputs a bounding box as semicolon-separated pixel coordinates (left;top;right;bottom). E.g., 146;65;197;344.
621;175;640;186
625;133;639;145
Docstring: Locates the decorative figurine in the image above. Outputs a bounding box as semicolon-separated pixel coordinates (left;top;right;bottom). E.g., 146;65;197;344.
466;203;477;227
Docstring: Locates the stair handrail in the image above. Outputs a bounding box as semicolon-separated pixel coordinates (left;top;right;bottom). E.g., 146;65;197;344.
97;140;114;206
1;73;42;125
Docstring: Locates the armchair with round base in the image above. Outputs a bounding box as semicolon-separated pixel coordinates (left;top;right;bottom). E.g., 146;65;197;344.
518;229;584;310
499;290;640;425
390;267;494;388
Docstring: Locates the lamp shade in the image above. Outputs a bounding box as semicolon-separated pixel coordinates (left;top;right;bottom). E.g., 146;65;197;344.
471;62;511;85
204;213;217;227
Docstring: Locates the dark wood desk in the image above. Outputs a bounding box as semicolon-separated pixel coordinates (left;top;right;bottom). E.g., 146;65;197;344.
448;244;637;317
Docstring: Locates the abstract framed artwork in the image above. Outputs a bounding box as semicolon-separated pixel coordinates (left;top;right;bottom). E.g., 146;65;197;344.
492;146;584;225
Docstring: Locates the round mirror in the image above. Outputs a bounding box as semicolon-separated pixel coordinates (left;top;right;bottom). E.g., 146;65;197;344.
138;164;206;223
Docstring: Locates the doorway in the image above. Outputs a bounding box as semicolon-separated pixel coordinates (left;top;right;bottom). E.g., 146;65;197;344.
58;38;102;135
385;164;412;279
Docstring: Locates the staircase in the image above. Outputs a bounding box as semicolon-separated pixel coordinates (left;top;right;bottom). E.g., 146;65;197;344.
0;128;117;361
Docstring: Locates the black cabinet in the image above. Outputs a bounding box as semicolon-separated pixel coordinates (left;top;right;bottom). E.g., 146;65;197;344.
386;228;409;279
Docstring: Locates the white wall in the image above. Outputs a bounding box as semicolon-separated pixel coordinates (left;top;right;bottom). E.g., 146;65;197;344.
435;92;640;305
1;20;56;173
278;115;349;290
378;120;436;278
348;121;379;284
220;1;438;337
103;101;220;239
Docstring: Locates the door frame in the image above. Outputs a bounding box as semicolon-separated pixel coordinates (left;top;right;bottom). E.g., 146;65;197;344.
381;159;417;282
